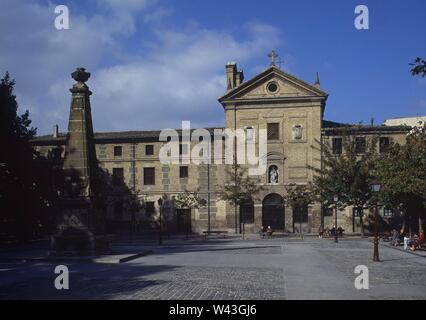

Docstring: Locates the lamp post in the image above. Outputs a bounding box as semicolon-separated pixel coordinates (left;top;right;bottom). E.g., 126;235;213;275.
157;197;163;245
371;184;381;262
334;195;339;243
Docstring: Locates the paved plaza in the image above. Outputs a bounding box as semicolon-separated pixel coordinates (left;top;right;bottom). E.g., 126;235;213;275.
0;237;425;300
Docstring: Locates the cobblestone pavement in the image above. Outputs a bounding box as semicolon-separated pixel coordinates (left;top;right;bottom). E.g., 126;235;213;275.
0;238;425;300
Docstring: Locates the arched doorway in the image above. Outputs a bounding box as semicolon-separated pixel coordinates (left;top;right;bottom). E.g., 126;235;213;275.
262;194;284;230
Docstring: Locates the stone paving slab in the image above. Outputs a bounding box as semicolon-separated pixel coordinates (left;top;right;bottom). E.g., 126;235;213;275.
0;238;425;300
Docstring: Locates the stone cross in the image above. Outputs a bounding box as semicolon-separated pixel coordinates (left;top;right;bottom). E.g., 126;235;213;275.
268;50;278;66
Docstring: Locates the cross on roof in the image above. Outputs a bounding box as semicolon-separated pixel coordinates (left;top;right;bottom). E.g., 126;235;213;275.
268;50;278;66
275;58;284;69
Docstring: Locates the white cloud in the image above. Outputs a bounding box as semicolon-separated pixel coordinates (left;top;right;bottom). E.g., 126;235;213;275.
0;0;282;135
89;22;282;131
97;0;154;11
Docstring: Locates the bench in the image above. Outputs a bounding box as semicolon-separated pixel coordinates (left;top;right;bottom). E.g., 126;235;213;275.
203;230;228;239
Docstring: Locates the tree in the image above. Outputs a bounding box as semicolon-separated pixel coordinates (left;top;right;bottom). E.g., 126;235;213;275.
221;164;264;233
377;123;426;233
174;190;207;210
410;57;426;77
283;183;314;235
310;132;378;235
0;72;53;241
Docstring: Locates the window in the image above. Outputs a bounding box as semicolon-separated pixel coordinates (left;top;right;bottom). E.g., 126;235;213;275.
355;137;366;154
383;207;393;218
267;123;279;141
245;126;254;141
112;168;124;186
353;207;363;217
240;201;254;224
145;145;154;156
267;81;278;93
293;205;308;223
143;167;155;185
180;166;188;178
379;137;390;153
114;146;122;157
179;143;189;155
323;207;334;217
145;202;155;216
332;138;342;155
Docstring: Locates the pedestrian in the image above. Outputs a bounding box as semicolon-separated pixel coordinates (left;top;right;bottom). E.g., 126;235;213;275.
318;225;324;238
403;234;410;250
411;231;425;251
391;228;400;246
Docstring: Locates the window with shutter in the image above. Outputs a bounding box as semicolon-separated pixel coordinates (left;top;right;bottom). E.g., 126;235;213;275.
267;123;279;141
144;167;155;185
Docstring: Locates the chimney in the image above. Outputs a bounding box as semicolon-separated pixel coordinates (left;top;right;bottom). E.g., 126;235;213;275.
53;124;59;138
226;62;237;90
235;70;244;87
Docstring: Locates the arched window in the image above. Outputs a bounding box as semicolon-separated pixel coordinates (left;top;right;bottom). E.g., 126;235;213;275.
268;165;279;184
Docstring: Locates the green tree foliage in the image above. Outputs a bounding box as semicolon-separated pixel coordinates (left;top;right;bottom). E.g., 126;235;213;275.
410;57;426;77
221;164;264;207
0;72;52;241
310;132;378;234
174;190;206;209
377;125;426;231
284;183;314;210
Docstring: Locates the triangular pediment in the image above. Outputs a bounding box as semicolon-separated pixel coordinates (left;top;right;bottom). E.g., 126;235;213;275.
219;66;328;103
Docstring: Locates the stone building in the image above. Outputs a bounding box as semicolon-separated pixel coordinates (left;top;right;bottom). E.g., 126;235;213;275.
32;55;413;234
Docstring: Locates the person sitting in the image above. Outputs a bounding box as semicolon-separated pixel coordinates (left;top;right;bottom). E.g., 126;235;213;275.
411;231;425;251
330;226;337;237
259;226;267;239
337;226;344;237
266;226;273;238
324;227;330;238
318;226;324;238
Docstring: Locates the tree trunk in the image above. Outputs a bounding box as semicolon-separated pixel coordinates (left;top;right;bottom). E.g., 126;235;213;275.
419;216;423;233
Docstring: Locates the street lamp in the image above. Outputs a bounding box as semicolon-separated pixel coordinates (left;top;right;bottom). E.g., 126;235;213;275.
333;195;339;243
371;183;381;262
157;197;163;245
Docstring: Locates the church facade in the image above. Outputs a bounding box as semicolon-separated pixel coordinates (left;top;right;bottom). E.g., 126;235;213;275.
32;57;410;234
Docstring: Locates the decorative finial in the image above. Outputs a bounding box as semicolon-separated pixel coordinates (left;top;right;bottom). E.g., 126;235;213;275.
314;72;321;88
268;50;278;66
71;68;90;83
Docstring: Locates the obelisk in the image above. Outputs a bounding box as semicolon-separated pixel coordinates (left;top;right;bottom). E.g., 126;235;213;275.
51;68;103;255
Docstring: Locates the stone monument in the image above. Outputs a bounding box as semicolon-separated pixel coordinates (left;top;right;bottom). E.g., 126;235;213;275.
50;68;108;255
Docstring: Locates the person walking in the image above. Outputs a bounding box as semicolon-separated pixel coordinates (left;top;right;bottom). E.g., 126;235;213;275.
391;228;400;246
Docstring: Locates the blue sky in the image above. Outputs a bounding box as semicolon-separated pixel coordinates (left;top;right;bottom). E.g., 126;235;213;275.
1;0;425;135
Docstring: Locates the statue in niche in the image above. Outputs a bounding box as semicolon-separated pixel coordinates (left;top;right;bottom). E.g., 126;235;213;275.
268;165;279;184
292;124;303;140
